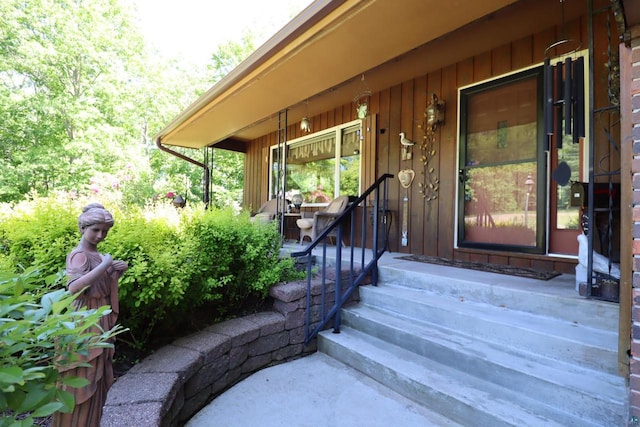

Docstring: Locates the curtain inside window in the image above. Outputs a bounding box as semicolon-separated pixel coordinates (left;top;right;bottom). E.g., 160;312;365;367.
341;125;360;157
288;134;336;163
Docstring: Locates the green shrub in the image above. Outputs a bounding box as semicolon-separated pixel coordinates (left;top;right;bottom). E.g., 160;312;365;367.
100;205;187;349
0;197;301;353
0;198;79;273
0;266;123;427
180;208;299;317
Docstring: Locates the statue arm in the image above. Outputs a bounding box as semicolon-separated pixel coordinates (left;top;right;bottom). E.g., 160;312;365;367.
67;252;113;294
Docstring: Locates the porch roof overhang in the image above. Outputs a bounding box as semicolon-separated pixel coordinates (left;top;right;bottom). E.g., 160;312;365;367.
154;0;518;151
154;0;639;152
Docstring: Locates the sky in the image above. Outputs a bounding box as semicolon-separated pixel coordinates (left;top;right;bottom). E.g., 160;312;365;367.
134;0;314;66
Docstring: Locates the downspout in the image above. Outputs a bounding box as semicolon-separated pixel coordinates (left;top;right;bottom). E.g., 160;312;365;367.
156;137;211;206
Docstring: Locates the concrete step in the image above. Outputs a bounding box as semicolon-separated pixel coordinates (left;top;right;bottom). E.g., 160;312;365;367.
307;247;624;426
319;327;599;427
358;283;619;375
339;303;625;426
377;262;619;332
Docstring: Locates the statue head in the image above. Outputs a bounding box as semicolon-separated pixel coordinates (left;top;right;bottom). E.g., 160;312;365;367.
77;203;114;233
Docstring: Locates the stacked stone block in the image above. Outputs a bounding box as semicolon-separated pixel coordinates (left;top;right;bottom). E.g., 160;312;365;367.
101;275;358;427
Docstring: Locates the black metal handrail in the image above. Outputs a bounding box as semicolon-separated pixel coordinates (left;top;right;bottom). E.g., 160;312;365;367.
290;173;394;344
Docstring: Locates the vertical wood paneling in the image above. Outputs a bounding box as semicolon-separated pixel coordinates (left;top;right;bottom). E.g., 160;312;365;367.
240;7;614;272
368;92;381;183
363;114;377;193
512;36;533;70
592;10;616;180
474;51;492;83
425;70;442;256
319;110;327;131
457;59;475;89
458;58;474;85
438;64;457;258
400;80;416;252
260;146;269;207
491;44;512;76
378;88;391;206
410;76;427;255
532;28;556;64
327;109;336;129
388;84;403;252
341;103;351;123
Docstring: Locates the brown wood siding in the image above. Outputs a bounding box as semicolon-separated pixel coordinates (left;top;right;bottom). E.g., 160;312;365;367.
242;9;615;274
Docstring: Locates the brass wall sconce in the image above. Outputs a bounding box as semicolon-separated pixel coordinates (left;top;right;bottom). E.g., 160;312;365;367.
425;93;445;132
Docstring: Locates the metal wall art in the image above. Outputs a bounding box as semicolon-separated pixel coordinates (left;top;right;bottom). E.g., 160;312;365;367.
416;93;442;201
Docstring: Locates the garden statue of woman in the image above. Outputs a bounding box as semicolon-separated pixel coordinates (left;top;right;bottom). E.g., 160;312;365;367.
53;203;128;427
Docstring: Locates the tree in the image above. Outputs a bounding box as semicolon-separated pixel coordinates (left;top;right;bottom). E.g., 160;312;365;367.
0;0;148;201
0;1;281;207
207;32;258;83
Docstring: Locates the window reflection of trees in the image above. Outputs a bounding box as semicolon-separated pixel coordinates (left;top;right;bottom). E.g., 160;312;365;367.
274;123;361;203
556;134;580;229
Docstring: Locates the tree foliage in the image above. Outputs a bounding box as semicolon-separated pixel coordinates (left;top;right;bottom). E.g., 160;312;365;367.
0;0;145;200
207;32;258;82
0;0;249;207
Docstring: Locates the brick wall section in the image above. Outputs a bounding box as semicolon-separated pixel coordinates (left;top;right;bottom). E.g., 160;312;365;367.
100;276;359;427
631;28;640;426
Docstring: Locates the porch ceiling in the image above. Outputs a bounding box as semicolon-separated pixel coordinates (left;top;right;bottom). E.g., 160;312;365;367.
155;0;517;150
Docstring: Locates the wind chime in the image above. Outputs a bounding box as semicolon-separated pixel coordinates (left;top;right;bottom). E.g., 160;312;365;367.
543;0;585;152
543;55;585;150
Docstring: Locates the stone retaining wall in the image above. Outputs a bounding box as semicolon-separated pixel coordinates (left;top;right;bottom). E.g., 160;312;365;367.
101;276;359;427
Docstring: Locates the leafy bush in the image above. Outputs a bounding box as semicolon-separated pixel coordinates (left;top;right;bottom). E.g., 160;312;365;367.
99;204;187;349
0;196;301;352
0;266;123;426
180;208;299;316
0;198;79;272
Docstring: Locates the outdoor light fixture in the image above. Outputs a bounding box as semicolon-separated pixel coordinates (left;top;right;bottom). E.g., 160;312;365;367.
291;193;304;210
525;175;535;195
524;175;534;228
301;100;311;133
172;194;186;208
425;93;445;131
300;117;311;133
354;74;372;120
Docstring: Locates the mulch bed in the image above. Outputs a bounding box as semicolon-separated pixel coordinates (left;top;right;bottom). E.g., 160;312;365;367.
395;254;561;281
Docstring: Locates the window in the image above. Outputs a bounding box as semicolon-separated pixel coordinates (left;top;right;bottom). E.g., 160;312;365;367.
270;120;361;204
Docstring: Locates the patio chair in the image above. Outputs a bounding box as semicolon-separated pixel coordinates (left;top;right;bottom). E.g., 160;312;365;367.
296;195;350;245
250;197;289;223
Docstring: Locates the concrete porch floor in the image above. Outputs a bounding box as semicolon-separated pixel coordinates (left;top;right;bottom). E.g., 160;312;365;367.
280;241;585;300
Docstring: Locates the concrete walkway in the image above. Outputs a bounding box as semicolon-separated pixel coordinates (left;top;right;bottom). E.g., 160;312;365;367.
186;352;460;427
